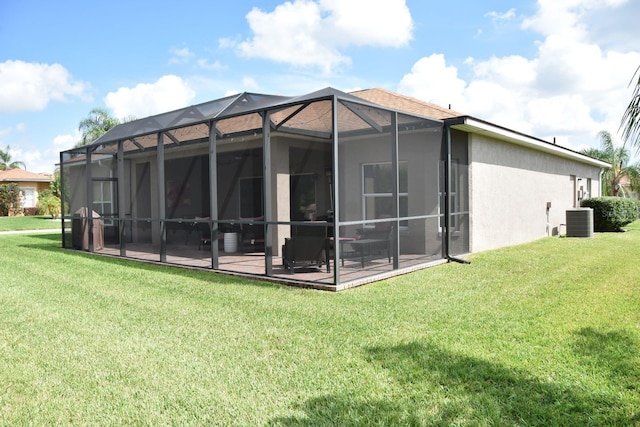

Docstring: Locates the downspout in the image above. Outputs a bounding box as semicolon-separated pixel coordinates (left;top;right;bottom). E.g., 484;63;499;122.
598;169;604;197
444;120;470;264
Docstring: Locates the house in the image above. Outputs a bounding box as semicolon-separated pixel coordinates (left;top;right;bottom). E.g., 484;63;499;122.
59;87;607;290
617;175;638;199
0;168;53;214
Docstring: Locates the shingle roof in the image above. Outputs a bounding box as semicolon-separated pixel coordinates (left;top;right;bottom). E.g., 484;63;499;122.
350;88;463;120
0;169;52;182
92;87;388;146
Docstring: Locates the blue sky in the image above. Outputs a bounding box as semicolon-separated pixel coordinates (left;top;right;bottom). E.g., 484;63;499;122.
1;0;639;173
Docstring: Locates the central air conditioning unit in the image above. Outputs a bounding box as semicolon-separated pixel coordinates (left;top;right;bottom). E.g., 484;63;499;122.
566;208;593;238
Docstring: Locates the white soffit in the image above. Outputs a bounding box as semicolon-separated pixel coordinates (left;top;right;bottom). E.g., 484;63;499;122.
452;117;610;168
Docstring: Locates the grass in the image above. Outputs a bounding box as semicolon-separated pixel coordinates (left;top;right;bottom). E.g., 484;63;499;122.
0;225;639;425
0;215;61;231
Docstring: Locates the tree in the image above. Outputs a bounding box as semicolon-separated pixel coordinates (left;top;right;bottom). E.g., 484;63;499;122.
582;130;640;197
0;145;26;170
76;108;121;147
621;65;640;150
0;183;21;216
50;168;61;198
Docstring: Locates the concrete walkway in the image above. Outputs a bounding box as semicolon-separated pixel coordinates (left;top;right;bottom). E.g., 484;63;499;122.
0;228;61;235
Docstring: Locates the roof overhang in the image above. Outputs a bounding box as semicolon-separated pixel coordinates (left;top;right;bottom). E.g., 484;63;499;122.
447;116;610;169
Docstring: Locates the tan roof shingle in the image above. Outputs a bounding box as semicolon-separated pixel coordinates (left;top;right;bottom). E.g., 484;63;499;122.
350;88;464;120
0;169;52;182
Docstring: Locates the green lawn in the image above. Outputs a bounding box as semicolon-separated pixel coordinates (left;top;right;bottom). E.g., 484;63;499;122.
1;225;639;425
0;215;61;231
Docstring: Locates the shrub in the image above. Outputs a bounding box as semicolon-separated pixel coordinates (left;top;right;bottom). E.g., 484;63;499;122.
37;195;61;219
0;183;21;216
581;197;639;231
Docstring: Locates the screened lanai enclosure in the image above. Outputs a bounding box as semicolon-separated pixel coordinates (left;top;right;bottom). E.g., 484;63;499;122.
60;88;469;290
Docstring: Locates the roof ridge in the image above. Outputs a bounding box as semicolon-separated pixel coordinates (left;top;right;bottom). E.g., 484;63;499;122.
358;87;462;115
0;168;53;181
349;87;462;120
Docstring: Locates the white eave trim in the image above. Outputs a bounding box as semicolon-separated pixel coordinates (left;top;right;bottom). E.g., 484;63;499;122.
451;117;610;168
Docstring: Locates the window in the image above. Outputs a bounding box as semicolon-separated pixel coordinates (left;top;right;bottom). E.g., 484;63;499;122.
362;162;408;221
21;188;35;208
239;176;263;218
92;179;115;225
290;174;317;221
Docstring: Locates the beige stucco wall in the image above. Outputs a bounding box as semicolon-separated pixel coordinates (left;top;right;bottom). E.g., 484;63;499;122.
15;181;51;208
469;134;602;253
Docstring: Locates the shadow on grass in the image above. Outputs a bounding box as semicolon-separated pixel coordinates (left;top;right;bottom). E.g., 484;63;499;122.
23;232;62;242
571;327;640;392
16;235;282;291
270;341;638;426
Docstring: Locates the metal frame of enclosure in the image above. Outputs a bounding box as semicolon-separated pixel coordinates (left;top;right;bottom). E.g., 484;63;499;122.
59;88;469;290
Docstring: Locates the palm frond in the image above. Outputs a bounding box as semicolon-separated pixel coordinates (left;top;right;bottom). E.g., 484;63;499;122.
620;65;640;151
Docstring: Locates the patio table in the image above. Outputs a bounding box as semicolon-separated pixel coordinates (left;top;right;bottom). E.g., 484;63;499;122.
345;238;390;268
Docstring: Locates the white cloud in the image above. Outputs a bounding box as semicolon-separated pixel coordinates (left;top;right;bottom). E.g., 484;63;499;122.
105;75;196;119
169;47;195;64
197;58;226;70
0;60;91;113
320;0;413;47
398;0;640;150
242;77;259;91
53;130;81;150
233;0;413;74
485;8;517;21
0;123;26;138
398;54;466;108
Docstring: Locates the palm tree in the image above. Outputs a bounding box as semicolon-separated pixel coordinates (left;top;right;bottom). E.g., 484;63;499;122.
76;108;121;147
582;130;640;197
0;146;26;170
621;65;640;150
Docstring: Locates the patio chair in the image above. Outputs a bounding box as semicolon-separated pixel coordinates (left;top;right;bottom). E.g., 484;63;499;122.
240;217;265;253
282;224;328;274
195;217;212;250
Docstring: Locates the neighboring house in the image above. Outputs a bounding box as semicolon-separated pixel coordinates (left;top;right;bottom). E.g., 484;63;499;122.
0;169;52;211
617;175;638;199
59;87;607;290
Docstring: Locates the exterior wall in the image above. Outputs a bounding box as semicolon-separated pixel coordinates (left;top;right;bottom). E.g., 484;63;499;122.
469;133;602;252
1;180;51;209
21;181;51;208
338;129;445;255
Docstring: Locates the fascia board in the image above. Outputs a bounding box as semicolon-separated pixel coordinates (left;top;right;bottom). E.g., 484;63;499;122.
451;117;610;168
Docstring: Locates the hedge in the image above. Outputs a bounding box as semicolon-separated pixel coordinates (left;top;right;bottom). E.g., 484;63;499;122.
581;197;639;231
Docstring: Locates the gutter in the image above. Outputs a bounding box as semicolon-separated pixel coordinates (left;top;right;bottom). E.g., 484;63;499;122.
443;119;470;265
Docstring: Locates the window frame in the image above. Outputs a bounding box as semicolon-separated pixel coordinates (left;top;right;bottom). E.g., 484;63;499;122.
361;161;408;224
21;187;36;209
92;177;116;226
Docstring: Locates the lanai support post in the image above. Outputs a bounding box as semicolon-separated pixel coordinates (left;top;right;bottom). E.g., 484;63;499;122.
117;140;126;256
85;145;94;252
263;110;273;276
209;121;219;269
332;96;340;286
60;152;66;248
157;132;167;263
391;112;400;270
